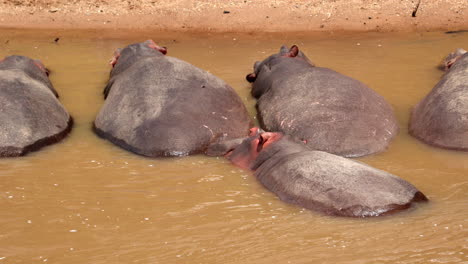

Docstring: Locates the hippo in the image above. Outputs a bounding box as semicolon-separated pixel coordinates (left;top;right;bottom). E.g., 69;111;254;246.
245;45;399;158
208;128;428;217
438;48;467;71
0;55;73;157
94;40;252;157
409;49;468;151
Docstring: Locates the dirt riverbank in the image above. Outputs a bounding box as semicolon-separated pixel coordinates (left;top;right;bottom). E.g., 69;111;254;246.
0;0;466;33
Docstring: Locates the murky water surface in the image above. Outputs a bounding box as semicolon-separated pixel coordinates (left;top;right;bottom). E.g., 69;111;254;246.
0;29;466;264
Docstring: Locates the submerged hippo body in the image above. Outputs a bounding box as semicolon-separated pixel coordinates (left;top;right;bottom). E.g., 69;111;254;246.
409;50;468;151
94;40;252;157
246;45;398;157
0;55;72;157
212;130;427;217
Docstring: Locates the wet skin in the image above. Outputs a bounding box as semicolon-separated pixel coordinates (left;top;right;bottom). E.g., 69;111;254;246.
211;129;428;217
410;49;468;151
94;40;252;157
245;45;399;158
0;55;72;157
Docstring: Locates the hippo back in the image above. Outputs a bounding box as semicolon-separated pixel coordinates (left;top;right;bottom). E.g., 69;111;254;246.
255;59;398;157
254;139;427;217
94;55;252;157
409;53;468;150
0;62;72;157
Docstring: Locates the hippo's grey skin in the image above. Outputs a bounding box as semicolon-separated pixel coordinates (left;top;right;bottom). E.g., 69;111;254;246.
94;40;252;157
213;130;427;217
0;55;72;157
246;45;398;158
409;50;468;151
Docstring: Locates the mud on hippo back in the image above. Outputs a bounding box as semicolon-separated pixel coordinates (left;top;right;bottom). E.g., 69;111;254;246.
246;45;399;158
0;55;72;157
208;129;428;217
94;40;252;157
409;49;468;151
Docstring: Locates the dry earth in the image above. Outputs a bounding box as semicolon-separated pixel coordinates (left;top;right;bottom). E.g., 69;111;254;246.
0;0;467;32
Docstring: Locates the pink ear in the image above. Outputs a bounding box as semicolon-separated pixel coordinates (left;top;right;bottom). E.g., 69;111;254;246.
159;46;168;55
146;40;167;55
109;48;122;67
109;53;120;67
33;60;47;74
288;45;299;57
445;57;460;70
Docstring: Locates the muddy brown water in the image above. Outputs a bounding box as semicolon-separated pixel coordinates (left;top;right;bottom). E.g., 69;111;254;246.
0;29;467;264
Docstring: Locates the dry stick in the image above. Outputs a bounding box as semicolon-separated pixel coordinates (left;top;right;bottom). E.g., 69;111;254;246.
412;0;421;17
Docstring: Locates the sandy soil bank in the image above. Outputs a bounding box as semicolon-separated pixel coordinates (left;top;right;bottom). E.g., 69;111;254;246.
0;0;467;33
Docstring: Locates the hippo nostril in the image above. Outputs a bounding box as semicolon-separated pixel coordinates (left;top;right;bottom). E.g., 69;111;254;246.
256;135;265;152
259;135;264;145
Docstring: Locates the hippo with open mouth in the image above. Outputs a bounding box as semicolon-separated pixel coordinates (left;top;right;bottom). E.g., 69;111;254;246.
208;128;428;217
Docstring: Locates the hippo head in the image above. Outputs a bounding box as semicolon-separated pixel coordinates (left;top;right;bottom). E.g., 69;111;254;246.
0;55;49;77
439;48;467;71
246;45;313;83
220;128;283;170
0;55;57;97
109;40;167;76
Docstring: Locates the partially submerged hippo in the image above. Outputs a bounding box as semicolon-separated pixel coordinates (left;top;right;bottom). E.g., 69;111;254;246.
209;128;427;217
0;55;72;157
94;40;252;157
409;49;468;151
246;45;398;158
438;48;467;71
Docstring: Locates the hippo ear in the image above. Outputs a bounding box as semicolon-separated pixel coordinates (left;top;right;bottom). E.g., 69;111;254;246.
246;73;257;83
146;40;167;55
445;58;456;70
279;45;289;55
109;48;122;67
287;45;299;57
33;59;48;75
